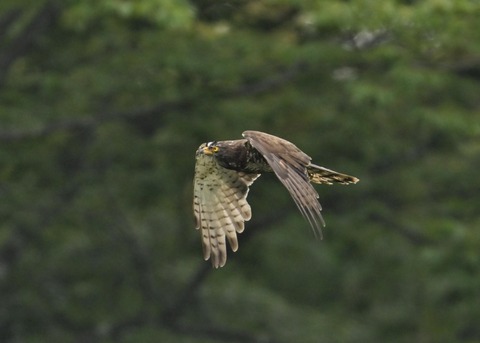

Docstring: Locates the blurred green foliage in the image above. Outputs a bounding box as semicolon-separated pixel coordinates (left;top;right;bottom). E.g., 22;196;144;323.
1;0;480;342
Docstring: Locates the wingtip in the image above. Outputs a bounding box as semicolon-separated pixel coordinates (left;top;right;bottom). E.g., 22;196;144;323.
210;259;226;269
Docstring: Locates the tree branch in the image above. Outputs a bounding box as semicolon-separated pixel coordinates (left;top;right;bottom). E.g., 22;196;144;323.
0;61;306;142
160;207;291;342
0;2;60;88
169;322;278;343
0;7;23;38
223;61;306;97
0;100;193;142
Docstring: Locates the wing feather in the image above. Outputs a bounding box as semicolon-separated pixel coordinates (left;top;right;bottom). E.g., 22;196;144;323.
243;130;325;238
194;154;259;268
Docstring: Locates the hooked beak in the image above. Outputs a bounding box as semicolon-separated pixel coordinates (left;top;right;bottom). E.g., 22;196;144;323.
203;146;214;155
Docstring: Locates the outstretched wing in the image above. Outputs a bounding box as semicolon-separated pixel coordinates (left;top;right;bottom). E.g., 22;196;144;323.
193;154;259;268
243;130;325;238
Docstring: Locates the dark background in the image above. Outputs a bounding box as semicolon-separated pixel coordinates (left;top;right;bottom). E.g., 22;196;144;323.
1;1;479;342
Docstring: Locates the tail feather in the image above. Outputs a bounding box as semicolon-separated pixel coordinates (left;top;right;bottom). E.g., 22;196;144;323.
307;163;359;185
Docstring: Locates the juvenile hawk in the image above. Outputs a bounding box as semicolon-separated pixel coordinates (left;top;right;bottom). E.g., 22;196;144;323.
193;130;359;268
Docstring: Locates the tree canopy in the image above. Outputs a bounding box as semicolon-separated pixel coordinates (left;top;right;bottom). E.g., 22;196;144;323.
1;0;480;342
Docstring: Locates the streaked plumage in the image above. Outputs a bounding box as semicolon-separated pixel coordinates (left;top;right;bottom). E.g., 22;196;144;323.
193;130;359;268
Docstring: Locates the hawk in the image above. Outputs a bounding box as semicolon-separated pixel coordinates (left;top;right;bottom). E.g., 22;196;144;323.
193;130;359;268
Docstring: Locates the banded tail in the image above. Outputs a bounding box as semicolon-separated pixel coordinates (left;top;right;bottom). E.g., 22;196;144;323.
307;163;359;185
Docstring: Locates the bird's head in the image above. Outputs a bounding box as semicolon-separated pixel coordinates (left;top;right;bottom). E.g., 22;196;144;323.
196;141;220;158
196;140;245;170
203;141;219;155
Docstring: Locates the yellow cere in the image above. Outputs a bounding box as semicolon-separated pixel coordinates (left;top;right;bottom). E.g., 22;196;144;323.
203;146;219;155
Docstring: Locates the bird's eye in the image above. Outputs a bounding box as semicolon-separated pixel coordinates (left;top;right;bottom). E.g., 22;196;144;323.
206;141;219;152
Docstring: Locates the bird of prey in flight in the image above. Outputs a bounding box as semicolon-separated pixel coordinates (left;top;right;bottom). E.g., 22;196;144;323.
193;130;359;268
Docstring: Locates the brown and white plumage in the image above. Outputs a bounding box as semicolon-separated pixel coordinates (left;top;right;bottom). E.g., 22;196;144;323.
193;153;259;268
193;130;359;268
